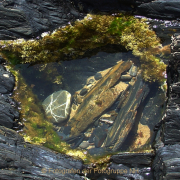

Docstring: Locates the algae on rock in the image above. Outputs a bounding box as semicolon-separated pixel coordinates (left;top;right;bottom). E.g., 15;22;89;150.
0;13;168;83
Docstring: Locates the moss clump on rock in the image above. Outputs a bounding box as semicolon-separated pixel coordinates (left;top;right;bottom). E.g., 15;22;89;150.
0;13;167;83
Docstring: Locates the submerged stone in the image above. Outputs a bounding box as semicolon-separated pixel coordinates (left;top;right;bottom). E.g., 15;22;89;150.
104;74;150;151
93;127;107;148
80;88;88;96
0;65;15;94
63;126;72;135
94;72;102;80
140;88;166;130
129;65;138;77
42;90;71;124
68;60;132;136
64;133;85;149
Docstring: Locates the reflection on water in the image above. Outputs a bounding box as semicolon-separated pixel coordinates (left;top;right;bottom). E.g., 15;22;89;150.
14;51;166;157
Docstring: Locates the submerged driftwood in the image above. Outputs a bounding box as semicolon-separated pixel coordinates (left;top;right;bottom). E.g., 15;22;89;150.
104;74;150;151
68;60;132;136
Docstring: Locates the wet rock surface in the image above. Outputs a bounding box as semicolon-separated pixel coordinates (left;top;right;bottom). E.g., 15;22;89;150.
0;94;19;128
104;74;150;151
147;18;180;45
137;0;180;20
140;87;166;130
162;34;180;145
0;58;19;129
0;0;180;40
0;126;84;180
152;34;180;179
72;0;180;20
153;144;180;180
111;152;154;167
0;64;15;94
0;0;83;39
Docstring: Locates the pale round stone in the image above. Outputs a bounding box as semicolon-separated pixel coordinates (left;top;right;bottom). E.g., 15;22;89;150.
42;90;71;124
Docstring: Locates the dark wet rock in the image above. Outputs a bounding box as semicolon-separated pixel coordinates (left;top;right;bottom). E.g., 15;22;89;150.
153;144;180;180
111;152;154;167
140;87;166;130
63;126;71;135
80;88;88;96
42;90;71;124
148;18;180;45
71;0;152;14
0;65;15;94
100;123;109;130
0;126;83;179
162;90;180;145
153;127;164;151
0;94;19;128
109;163;153;180
104;74;150;151
93;127;107;148
94;72;102;80
160;34;180;145
89;131;95;143
1;0;180;41
153;33;180;179
0;0;83;39
137;0;180;20
64;133;85;149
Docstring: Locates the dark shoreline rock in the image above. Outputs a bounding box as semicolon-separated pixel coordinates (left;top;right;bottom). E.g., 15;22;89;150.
1;0;180;40
0;125;84;179
137;0;180;20
152;33;180;179
0;0;83;40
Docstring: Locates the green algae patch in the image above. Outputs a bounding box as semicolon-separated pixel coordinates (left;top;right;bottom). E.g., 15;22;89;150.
0;13;168;83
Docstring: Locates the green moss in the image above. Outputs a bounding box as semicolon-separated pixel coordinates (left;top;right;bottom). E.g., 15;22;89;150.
0;13;167;83
108;16;134;36
1;50;21;65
